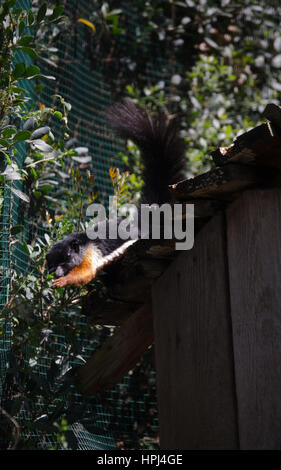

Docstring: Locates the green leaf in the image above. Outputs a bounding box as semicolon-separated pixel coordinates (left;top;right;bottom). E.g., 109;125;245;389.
39;184;53;194
9;86;26;94
3;153;11;165
10;188;30;203
21;241;31;255
30;126;50;139
29;167;38;181
28;9;34;25
112;26;124;35
23;117;36;131
2;127;16;138
2;165;21;181
31;139;53;152
71;155;92;163
20;47;37;59
6;0;17;8
37;3;47;23
17;35;33;46
10;224;24;235
18;19;25;35
49;5;64;20
44;233;51;246
12;62;26;79
54;111;63;119
0;138;9;147
204;37;220;49
13;130;31;141
24;65;40;78
35;83;45;93
26;74;55;81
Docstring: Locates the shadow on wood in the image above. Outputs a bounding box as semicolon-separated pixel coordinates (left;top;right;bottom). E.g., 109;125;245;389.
152;212;238;450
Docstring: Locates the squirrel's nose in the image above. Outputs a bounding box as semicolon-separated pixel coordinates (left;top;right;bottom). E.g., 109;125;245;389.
55;266;65;277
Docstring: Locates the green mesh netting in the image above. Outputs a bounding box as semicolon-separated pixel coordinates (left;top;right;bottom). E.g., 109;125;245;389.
0;0;173;450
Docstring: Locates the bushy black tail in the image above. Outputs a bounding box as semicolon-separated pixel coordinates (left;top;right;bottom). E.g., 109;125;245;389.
107;100;187;204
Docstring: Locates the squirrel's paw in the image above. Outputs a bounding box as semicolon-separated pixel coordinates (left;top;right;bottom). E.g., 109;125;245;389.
52;277;68;288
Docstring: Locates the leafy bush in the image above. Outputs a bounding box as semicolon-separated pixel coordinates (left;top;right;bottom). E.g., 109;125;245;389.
0;1;99;449
83;0;281;175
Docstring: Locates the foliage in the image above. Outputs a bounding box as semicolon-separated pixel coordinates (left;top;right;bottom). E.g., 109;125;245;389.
0;133;103;449
0;0;64;197
0;0;98;450
79;0;281;175
179;0;281;174
0;1;149;450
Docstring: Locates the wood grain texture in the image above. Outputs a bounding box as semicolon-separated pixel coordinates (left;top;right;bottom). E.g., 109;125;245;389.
211;121;281;170
152;213;238;449
76;303;153;396
227;189;281;449
169;163;263;201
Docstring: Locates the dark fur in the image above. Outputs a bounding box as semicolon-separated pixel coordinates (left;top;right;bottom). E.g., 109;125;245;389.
107;100;186;204
46;100;187;279
46;232;90;277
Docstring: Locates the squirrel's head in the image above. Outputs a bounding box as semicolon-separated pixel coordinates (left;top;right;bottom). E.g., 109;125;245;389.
46;232;89;277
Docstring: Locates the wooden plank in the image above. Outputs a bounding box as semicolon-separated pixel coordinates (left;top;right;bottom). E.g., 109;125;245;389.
211;144;256;166
169;163;262;201
211;122;281;170
152;213;238;449
75;303;153;396
227;188;281;449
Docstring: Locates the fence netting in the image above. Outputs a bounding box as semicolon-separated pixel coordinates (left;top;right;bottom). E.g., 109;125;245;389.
0;0;174;450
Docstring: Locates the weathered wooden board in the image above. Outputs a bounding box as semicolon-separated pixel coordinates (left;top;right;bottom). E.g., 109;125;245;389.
76;303;153;396
227;188;281;449
211;122;281;170
169;163;263;201
152;213;238;449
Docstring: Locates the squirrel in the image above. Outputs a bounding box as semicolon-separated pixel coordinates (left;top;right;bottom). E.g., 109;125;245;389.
46;100;187;288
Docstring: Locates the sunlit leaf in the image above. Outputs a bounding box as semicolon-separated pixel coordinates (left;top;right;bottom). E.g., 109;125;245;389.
11;188;30;203
77;18;96;33
30;127;50;139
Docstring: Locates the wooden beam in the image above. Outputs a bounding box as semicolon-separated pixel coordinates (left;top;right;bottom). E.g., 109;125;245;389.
75;303;153;396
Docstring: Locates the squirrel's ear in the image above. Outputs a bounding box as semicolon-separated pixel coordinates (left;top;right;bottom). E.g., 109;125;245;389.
70;239;80;253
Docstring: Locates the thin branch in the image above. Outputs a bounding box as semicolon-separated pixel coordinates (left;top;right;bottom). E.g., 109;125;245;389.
0;406;21;450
